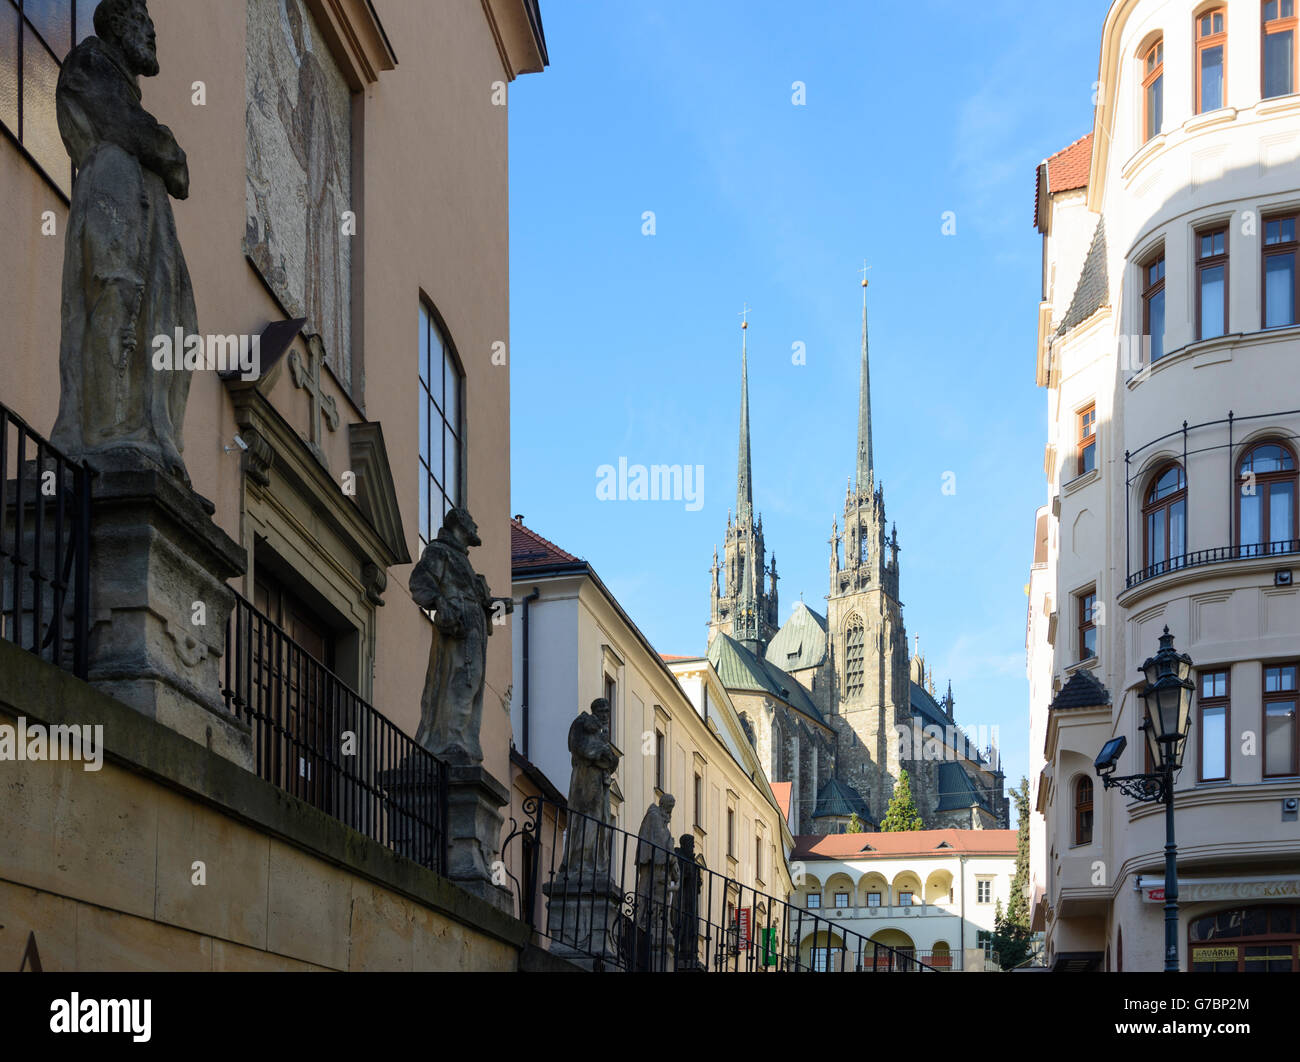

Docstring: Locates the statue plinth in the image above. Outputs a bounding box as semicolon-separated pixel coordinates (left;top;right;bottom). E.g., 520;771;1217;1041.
85;453;251;768
542;872;626;971
443;762;512;912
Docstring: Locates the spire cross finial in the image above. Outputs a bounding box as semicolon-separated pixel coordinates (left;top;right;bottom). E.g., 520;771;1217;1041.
738;302;751;328
859;259;871;287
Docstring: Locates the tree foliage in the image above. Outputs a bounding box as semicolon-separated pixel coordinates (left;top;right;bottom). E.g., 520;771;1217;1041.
880;770;924;831
990;777;1034;970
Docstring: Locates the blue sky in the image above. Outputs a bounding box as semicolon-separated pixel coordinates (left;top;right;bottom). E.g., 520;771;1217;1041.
508;0;1114;789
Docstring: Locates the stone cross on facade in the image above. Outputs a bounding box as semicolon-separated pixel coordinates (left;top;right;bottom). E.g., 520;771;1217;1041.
288;334;339;465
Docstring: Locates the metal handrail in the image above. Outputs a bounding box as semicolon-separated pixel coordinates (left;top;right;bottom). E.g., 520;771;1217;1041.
221;590;447;873
504;795;943;972
0;400;91;678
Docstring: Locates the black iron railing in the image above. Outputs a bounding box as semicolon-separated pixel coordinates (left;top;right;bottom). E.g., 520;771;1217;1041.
1127;539;1300;588
222;591;447;873
503;795;940;972
0;401;90;678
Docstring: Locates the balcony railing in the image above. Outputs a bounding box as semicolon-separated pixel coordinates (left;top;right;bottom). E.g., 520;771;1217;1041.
222;591;447;874
0;400;90;678
503;795;941;972
1126;539;1300;589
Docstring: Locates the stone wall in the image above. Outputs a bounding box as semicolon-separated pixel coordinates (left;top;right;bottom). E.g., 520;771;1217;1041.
0;640;572;972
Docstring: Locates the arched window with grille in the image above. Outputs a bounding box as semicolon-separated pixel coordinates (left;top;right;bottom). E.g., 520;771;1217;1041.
1237;441;1298;555
845;617;865;698
1074;776;1094;846
1143;463;1186;575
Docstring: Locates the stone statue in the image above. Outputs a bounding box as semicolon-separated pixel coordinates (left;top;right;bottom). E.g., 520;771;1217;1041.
51;0;197;482
409;508;511;765
558;698;619;883
635;794;680;929
672;833;703;970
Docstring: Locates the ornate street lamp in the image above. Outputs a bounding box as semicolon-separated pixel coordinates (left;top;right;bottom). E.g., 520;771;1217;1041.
1094;627;1195;972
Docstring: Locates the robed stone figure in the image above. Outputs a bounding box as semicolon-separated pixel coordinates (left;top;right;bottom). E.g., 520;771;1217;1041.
409;508;509;765
51;0;196;482
634;794;680;970
558;698;619;883
635;794;680;927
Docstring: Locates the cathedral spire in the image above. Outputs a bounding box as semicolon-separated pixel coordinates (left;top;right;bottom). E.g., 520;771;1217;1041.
736;305;753;525
856;266;874;493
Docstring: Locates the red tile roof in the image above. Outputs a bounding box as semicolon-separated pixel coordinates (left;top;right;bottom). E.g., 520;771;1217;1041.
1047;133;1093;194
771;782;793;825
1033;132;1093;226
511;518;582;571
659;654;697;662
792;828;1017;860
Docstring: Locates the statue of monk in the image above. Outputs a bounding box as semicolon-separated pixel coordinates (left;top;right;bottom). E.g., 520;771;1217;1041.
558;698;619;883
409;508;511;765
51;0;196;482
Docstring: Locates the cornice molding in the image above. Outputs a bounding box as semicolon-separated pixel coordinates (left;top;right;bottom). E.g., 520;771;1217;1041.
304;0;397;90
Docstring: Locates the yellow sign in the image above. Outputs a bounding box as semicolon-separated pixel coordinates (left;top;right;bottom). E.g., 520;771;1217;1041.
1192;947;1237;962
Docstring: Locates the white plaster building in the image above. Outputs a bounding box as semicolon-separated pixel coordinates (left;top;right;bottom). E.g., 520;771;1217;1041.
787;830;1017;971
506;518;795;903
1028;0;1300;972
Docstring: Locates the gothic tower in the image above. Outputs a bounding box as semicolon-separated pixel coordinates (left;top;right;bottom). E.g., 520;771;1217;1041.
825;277;912;820
709;315;779;654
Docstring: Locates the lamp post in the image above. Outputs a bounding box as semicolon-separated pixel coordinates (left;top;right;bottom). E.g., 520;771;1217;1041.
1094;626;1194;972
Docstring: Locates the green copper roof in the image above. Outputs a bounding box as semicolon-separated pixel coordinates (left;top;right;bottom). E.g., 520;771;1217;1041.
934;761;992;813
708;633;824;723
765;602;828;671
812;777;873;822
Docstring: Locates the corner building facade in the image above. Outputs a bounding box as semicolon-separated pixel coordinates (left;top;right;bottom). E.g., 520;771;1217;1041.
1028;0;1300;972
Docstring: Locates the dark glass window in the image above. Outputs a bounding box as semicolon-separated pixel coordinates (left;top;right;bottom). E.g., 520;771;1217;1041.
1144;463;1187;574
1264;663;1298;777
1264;215;1298;328
1143;39;1164;142
1196;9;1227;113
1079;590;1097;661
1074;776;1093;845
1238;442;1297;553
1264;0;1297;99
419;303;464;550
1199;669;1230;781
0;1;97;195
1143;252;1166;361
1077;404;1097;475
1196;227;1228;340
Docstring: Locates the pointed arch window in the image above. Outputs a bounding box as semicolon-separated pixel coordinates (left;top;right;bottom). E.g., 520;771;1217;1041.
1143;463;1187;575
1074;776;1094;846
845;617;865;698
1237;441;1298;555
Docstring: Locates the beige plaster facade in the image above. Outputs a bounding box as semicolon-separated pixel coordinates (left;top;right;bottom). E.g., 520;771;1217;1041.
1;0;548;969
